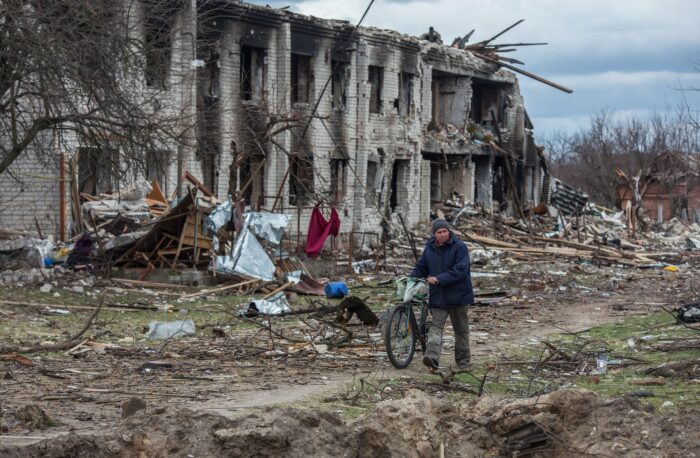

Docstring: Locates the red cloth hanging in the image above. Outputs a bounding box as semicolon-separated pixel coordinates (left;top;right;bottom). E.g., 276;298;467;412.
305;206;341;257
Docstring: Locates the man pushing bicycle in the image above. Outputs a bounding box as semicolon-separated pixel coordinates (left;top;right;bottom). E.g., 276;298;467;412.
410;219;474;372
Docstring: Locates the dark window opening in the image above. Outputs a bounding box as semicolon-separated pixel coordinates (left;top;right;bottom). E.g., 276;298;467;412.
492;156;506;209
205;46;220;99
331;60;350;109
366;148;385;207
368;66;383;114
291;53;312;104
471;80;501;127
146;150;169;192
365;161;381;206
78;147;118;196
289;154;314;206
241;46;267;101
144;4;173;88
431;79;440;126
397;72;413;118
330;159;347;205
390;159;409;212
473;156;491;206
430;163;441;202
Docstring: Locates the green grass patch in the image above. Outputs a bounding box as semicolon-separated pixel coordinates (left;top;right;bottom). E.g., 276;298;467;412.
447;311;700;410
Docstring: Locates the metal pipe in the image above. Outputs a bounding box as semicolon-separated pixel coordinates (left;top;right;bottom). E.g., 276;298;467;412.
59;153;66;241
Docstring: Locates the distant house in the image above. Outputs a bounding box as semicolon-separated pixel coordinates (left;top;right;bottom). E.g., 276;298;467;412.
617;151;700;224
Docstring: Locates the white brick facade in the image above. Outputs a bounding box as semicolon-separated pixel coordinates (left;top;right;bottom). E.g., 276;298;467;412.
0;1;544;242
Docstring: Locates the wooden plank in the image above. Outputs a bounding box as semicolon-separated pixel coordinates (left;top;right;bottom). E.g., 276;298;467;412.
147;180;168;206
182;236;212;250
263;281;295;300
465;232;520;248
180;279;260;299
184;171;215;199
147;235;170;259
175;216;188;259
112;278;190;289
159;247;193;255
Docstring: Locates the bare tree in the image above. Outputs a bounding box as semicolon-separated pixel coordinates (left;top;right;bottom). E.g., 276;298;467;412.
548;110;700;209
0;0;195;181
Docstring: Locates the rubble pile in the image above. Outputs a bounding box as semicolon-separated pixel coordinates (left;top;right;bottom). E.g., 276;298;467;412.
381;200;700;272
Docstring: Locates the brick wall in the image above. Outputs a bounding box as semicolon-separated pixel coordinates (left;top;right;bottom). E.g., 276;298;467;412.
0;151;67;237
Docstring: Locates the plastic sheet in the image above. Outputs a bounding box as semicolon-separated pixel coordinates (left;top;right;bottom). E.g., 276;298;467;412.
145;319;196;339
240;291;291;316
285;270;303;284
214;226;276;281
26;239;54;268
245;212;290;245
204;197;233;236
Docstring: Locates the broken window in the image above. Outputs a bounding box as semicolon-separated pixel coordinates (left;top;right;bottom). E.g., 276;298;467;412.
330;159;347;205
143;3;173;88
205;46;221;99
78;147;118;196
390;159;410;212
430;72;469;127
368;66;383;114
430;163;441;202
291;53;312;104
241;46;267;101
471;80;502;126
146;150;169;192
366;149;385;207
331;60;350;109
289;154;314;206
397;72;413;118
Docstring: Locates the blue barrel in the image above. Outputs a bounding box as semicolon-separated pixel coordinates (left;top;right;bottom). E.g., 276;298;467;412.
325;282;349;298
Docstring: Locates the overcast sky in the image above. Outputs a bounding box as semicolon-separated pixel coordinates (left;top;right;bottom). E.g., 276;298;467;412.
248;0;700;138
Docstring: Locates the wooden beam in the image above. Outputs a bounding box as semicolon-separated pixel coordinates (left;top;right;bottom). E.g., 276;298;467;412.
472;52;573;94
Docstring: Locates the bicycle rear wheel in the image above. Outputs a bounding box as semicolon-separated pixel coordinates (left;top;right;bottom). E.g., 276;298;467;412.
385;304;416;369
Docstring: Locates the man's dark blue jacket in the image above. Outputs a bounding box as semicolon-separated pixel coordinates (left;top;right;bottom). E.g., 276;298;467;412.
409;231;474;308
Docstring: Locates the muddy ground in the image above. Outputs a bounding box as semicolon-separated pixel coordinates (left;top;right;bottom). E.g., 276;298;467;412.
1;255;699;456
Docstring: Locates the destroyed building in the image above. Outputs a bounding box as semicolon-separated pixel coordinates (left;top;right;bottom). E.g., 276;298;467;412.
0;1;549;245
617;151;700;224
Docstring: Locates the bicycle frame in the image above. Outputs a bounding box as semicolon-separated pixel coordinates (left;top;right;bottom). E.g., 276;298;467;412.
405;299;429;347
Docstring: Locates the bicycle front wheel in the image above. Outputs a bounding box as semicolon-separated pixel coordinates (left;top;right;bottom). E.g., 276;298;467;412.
385;304;416;369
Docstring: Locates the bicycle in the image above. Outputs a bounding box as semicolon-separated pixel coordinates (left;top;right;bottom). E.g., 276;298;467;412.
384;278;430;369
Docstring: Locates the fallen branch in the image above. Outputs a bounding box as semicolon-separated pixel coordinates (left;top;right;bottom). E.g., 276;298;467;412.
236;314;309;344
0;299;155;313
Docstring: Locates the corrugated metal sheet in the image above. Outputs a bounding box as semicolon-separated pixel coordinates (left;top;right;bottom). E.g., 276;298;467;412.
550;177;588;215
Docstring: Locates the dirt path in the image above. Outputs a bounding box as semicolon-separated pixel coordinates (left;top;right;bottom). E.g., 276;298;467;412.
196;291;678;417
1;264;696;450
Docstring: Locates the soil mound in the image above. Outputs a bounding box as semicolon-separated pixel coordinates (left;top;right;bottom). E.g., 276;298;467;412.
2;389;698;457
